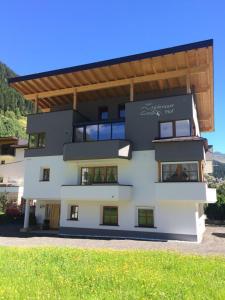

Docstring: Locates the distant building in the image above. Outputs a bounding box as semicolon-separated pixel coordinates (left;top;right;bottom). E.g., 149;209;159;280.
0;137;27;205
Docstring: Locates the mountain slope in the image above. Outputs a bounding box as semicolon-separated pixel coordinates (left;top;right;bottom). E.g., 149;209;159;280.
0;62;33;138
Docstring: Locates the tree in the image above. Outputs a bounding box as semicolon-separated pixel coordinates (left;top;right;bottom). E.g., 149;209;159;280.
0;192;9;213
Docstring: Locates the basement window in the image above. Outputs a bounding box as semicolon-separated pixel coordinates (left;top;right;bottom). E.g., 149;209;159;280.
138;208;154;228
102;206;118;226
70;205;79;221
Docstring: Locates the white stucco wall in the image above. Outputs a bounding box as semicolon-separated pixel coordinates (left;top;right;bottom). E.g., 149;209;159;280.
0;148;25;185
28;151;203;237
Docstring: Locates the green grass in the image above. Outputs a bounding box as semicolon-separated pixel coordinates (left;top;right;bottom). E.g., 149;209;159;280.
0;248;224;300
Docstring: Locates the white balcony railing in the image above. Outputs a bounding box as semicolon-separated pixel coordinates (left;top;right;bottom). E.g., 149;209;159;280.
61;184;132;201
155;182;216;203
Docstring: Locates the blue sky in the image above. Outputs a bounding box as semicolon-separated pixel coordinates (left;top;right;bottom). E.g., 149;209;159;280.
0;0;224;152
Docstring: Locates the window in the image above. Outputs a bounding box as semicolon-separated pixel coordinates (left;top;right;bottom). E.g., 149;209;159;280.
175;120;190;137
138;208;154;227
160;122;173;138
98;107;109;121
162;163;198;182
74;122;125;142
0;177;3;183
1;160;5;165
160;120;191;139
118;104;125;119
29;133;46;148
103;206;118;225
42;168;50;181
81;166;117;185
70;205;79;220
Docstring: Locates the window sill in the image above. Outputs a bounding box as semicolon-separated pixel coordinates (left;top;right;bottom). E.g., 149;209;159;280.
67;219;79;221
135;226;156;229
99;224;119;227
39;180;50;182
27;147;45;150
156;181;199;183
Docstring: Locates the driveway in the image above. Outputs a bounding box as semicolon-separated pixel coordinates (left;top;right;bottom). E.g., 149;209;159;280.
0;224;224;256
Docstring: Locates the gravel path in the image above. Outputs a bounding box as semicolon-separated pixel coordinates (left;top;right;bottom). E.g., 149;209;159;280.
0;225;224;256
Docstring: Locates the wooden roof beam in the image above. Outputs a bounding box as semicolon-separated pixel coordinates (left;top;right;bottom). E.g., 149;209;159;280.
23;64;209;100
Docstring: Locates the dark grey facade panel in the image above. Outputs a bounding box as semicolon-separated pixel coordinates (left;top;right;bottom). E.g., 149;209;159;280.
59;226;197;242
125;94;194;151
63;140;132;161
154;140;205;161
25;94;197;157
77;98;127;122
25;110;74;157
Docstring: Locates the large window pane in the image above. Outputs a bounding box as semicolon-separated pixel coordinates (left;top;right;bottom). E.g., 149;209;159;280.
81;166;118;185
86;125;98;141
176;120;190;137
81;167;94;185
112;122;125;139
75;127;84;142
138;209;154;227
103;207;118;225
162;163;198;182
160;122;173;138
99;124;111;140
93;167;106;183
106;167;118;183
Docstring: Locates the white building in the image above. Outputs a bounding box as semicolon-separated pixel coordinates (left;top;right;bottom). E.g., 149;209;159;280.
0;137;26;205
9;39;216;242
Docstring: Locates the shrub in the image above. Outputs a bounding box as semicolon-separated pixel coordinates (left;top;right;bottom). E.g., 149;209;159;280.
205;183;225;220
6;206;21;218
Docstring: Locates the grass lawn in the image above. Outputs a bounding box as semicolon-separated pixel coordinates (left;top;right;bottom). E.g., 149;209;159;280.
0;248;224;299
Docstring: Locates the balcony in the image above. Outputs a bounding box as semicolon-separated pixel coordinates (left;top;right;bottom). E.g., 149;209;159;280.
155;182;216;203
63;120;131;161
61;184;132;201
0;146;15;156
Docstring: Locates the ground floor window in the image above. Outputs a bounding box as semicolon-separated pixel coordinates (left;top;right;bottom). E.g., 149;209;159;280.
161;162;199;182
138;208;154;227
70;205;79;221
103;206;118;226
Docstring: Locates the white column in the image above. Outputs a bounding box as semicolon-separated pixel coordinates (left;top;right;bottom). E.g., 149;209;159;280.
23;199;30;229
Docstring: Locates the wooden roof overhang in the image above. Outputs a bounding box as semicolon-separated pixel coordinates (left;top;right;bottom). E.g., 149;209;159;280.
9;39;214;132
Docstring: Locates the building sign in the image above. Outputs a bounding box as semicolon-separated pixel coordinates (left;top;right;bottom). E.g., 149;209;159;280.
140;103;175;117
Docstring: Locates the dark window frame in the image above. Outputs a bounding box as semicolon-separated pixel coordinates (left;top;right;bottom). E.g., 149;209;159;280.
102;206;118;226
74;121;125;142
70;205;79;221
138;208;154;228
161;162;199;182
42;168;50;182
28;132;46;149
81;166;118;185
159;119;191;139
